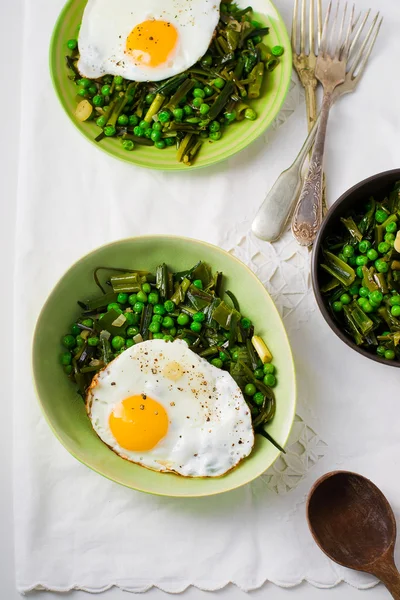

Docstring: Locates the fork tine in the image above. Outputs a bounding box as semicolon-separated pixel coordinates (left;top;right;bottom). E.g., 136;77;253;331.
349;13;381;76
348;9;370;58
320;0;332;57
328;0;340;58
317;0;323;46
301;0;307;53
334;2;347;58
342;3;355;58
309;0;315;55
352;17;383;78
291;0;299;52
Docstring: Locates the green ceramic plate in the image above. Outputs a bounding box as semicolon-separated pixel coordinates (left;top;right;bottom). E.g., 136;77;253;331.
32;237;296;496
50;0;292;170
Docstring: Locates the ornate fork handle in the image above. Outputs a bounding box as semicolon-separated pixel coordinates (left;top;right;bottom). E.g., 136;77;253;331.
291;91;333;246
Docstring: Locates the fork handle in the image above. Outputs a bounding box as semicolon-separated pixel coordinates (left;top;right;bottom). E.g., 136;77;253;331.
291;91;333;247
305;79;318;131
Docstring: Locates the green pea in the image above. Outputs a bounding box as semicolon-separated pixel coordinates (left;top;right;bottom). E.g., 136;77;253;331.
219;351;229;362
375;259;389;273
164;138;175;147
133;301;144;313
151;121;162;132
158;110;171;123
338;293;350;305
389;295;400;306
128;294;138;306
77;88;88;97
370;291;383;305
144;128;153;139
153;333;164;340
240;318;251;329
385;349;396;360
101;84;111;96
145;93;156;105
378;242;390;254
193;312;205;323
116;293;128;304
137;120;149;131
91;95;103;108
225;111;236;123
263;363;275;375
155;140;166;149
391;305;400;317
271;45;284;56
152;315;163;324
145;292;158;305
88;85;97;96
169;327;177;337
193;279;203;289
88;336;99;347
81;318;93;328
385;233;395;244
209;122;221;135
107;302;122;313
127;326;139;337
64;365;73;375
253;392;264;406
338;253;348;264
376;346;386;357
136;290;147;303
192;97;203;109
332;301;343;312
148;130;161;142
357;297;366;307
193;88;205;99
367;248;378;261
133;126;144;137
67;38;78;50
204;85;214;97
162;316;174;329
358;240;371;254
382;331;391;336
375;209;388;223
230;350;238;361
116;114;129;126
342;244;355;258
245;108;257;121
263;374;276;387
245;383;256;396
183;105;193;116
348;256;358;267
129;115;139;126
362;300;374;313
111;336;125;350
164;300;175;313
211;358;223;368
126;339;134;348
122;140;134;151
104;125;116;137
358;287;369;298
149;322;161;334
252;368;263;380
96;115;107;128
210;131;222;141
76;336;85;348
62;334;76;349
78;78;91;89
348;284;359;296
176;313;189;326
201;54;213;68
163;335;174;342
356;266;364;278
213;77;225;89
386;221;397;233
200;103;210;116
172;108;184;121
123;312;135;326
356;255;368;266
154;304;166;315
71;324;81;336
190;321;202;333
60;352;72;366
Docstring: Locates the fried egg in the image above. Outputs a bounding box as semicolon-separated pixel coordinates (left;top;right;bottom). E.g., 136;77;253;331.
86;339;254;477
78;0;221;82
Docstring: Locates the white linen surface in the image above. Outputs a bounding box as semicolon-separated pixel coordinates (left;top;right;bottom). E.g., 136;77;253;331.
14;0;400;593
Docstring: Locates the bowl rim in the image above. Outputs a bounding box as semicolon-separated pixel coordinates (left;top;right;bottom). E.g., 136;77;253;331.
32;235;297;497
312;168;400;369
48;0;293;172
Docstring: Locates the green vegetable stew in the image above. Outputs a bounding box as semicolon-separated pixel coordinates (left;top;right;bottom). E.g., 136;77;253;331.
60;261;282;450
66;1;283;166
320;181;400;362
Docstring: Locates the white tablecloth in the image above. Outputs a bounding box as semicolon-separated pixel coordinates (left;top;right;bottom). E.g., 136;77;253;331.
14;0;400;594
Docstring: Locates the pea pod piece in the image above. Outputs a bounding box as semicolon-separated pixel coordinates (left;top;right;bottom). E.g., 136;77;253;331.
340;216;363;242
248;62;265;99
389;181;400;213
156;263;168;300
374;272;389;293
321;278;340;293
358;197;376;235
80;291;119;312
378;306;400;331
97;308;128;337
361;266;379;293
141;304;153;341
208;81;235;120
350;302;374;335
343;306;364;346
170;277;191;305
144;93;165;123
110;272;141;293
321;251;356;287
212;300;240;329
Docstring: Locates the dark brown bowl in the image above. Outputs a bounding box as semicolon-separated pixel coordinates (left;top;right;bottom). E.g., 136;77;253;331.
311;168;400;368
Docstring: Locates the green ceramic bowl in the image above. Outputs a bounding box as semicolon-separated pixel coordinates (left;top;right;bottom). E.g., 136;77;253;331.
49;0;292;171
32;237;296;496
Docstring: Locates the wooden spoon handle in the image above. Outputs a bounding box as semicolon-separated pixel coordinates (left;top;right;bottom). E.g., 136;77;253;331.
374;559;400;599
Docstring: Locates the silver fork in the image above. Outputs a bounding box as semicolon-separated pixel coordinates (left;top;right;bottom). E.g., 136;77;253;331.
291;1;355;246
252;9;382;243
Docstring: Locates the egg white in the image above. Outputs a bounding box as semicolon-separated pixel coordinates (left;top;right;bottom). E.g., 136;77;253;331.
87;339;254;477
78;0;221;82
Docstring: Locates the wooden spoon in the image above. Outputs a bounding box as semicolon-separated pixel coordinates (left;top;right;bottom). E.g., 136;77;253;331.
307;471;400;599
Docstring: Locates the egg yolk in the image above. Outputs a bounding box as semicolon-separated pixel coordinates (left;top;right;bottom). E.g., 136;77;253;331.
109;395;169;451
125;20;179;68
